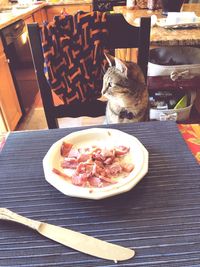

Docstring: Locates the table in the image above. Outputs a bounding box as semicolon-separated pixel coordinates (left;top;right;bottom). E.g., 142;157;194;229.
0;121;200;266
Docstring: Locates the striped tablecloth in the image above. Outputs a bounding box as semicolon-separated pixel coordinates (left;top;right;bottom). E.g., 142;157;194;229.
1;124;200;163
0;121;200;267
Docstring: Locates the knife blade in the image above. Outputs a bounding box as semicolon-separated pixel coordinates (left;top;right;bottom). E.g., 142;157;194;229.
0;208;135;262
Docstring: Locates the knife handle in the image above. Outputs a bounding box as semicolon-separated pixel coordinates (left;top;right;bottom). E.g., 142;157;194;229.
0;208;41;230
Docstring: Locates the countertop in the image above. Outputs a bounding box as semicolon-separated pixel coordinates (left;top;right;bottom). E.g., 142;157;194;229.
0;0;92;30
47;0;91;5
0;3;46;29
114;4;200;46
2;2;200;46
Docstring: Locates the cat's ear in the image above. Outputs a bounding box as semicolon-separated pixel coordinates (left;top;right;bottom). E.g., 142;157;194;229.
115;57;128;77
104;53;115;67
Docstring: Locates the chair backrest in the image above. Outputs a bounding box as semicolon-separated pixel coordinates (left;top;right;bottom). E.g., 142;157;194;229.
27;13;150;129
92;0;126;12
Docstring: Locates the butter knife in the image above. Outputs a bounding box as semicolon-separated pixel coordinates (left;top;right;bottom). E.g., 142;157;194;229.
0;208;135;262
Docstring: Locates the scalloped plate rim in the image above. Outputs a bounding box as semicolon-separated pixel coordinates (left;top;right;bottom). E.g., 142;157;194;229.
43;128;149;200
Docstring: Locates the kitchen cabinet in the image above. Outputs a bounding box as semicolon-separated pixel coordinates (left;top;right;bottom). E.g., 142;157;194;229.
32;8;48;24
0;38;22;131
45;4;92;21
21;16;34;64
24;15;34;24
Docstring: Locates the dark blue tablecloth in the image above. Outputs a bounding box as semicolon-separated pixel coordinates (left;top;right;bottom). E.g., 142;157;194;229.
0;121;200;267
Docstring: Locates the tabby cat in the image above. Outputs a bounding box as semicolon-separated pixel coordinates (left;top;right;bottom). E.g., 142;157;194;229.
102;54;149;124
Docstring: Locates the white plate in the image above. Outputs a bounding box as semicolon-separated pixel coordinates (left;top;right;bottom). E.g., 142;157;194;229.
43;128;148;200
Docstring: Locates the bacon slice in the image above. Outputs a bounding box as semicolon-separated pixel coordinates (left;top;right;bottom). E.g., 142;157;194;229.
78;153;91;163
61;158;78;169
55;143;134;188
105;162;122;176
122;163;134;173
71;173;87;186
88;177;103;187
60;142;73;157
52;168;71;180
115;146;130;156
68;148;80;159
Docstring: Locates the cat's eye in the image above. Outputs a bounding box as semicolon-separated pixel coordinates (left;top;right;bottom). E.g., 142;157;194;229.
108;81;116;88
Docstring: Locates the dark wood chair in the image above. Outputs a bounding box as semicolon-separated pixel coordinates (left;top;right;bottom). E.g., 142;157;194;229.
27;13;150;129
92;0;126;12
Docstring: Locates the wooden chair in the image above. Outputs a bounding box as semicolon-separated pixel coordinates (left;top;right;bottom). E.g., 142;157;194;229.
92;0;126;12
27;13;150;129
